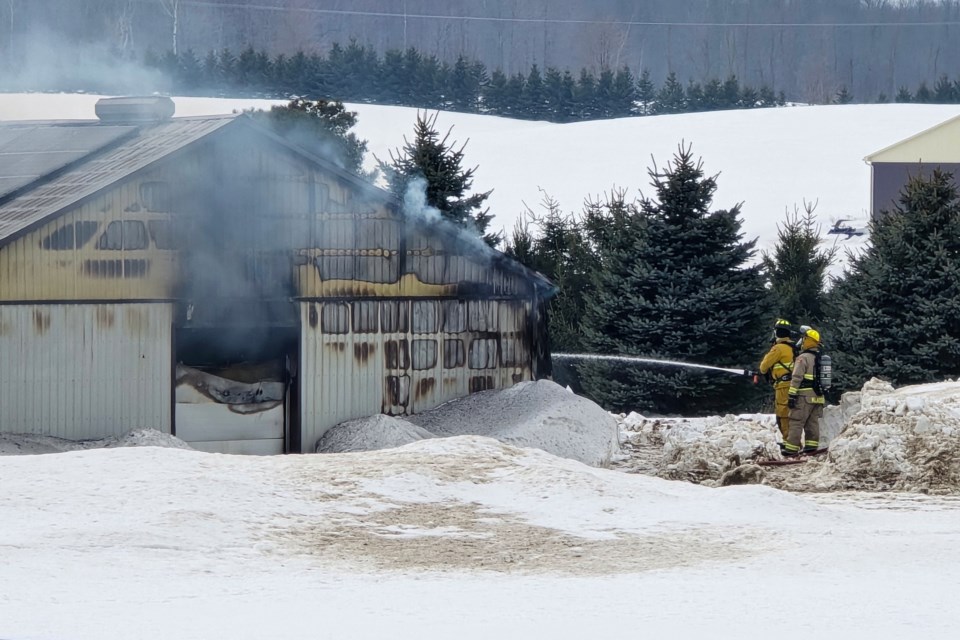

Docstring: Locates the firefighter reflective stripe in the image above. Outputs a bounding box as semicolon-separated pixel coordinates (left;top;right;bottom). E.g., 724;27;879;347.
804;440;819;448
782;442;801;453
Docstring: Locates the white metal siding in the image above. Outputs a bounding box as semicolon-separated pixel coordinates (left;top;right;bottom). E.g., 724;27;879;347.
0;303;172;439
300;301;384;452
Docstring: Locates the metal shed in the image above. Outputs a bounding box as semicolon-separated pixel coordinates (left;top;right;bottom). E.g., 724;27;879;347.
864;113;960;217
0;97;553;454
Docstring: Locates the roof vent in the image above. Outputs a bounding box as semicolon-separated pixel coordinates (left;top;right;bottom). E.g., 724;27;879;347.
95;96;175;124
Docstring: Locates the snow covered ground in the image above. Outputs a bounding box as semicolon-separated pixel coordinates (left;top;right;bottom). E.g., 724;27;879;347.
4;93;960;637
4;379;960;638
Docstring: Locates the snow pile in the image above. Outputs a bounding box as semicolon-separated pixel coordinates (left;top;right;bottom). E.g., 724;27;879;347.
316;414;435;453
615;413;781;485
806;378;960;493
404;380;620;467
0;428;191;455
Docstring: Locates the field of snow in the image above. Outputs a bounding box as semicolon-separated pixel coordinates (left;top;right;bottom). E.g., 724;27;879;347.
4;93;960;638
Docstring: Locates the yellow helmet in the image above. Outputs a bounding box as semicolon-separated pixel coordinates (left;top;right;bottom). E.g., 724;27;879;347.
805;328;821;343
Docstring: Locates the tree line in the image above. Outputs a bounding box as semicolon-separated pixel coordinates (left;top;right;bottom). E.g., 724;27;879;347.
137;44;786;122
5;0;960;104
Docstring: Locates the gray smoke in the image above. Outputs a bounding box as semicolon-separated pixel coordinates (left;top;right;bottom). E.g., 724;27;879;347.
0;28;166;94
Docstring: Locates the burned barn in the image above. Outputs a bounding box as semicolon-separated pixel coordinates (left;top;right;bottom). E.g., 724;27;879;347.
0;97;553;454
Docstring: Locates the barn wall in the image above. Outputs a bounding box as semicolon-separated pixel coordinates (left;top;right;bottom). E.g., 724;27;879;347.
298;298;533;452
0;302;172;439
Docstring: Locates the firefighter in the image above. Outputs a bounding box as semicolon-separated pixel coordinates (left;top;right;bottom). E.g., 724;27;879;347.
758;319;795;440
782;327;825;457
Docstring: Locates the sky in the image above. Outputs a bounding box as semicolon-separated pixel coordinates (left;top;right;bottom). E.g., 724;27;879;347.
2;94;960;638
2;93;959;268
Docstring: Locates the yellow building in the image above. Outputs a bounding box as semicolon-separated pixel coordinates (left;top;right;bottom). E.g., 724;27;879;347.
0;97;553;453
865;113;960;216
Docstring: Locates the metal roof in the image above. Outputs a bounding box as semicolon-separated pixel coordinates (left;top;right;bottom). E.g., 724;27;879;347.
0;124;138;200
0;115;235;247
864;112;960;164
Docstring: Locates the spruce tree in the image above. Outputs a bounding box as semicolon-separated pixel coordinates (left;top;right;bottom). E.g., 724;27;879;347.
834;85;854;104
506;193;596;352
579;144;770;414
762;202;836;325
656;72;686;114
380;111;497;246
636;68;655;115
250;98;371;178
829;169;960;390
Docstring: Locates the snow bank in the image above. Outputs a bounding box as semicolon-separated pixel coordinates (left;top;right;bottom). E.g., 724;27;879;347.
804;378;960;493
611;378;960;494
316;380;621;467
616;413;781;485
316;414;435;453
0;428;192;455
403;380;620;467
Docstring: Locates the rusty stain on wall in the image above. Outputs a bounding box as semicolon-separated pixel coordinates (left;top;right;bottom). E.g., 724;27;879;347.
415;377;436;401
32;309;51;335
353;342;374;363
96;307;116;329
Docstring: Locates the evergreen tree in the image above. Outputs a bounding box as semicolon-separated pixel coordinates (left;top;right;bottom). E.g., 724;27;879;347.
686;80;706;112
834;85;853;104
522;64;545;119
560;71;578;121
595;68;615;118
450;54;480;112
656;72;686;114
380;49;407;105
739;85;760;108
876;92;889;104
761;202;836;325
915;81;933;103
504;72;526;116
543;67;566;121
575;68;598;119
484;69;509;114
895;86;913;103
636;68;656;115
505;193;595;351
829;169;960;391
250;98;371;178
721;75;741;108
934;74;956;102
578;144;770;414
611;66;637;117
379;111;497;246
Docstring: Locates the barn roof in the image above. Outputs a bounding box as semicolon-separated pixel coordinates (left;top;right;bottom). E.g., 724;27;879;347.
0;114;236;248
865;112;960;164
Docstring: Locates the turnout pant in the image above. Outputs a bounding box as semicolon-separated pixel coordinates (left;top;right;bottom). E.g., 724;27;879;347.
774;385;790;440
787;397;822;450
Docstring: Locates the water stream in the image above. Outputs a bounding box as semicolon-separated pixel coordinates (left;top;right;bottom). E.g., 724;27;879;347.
552;352;751;377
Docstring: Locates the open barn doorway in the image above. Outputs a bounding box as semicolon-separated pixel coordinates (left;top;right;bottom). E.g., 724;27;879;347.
173;321;300;455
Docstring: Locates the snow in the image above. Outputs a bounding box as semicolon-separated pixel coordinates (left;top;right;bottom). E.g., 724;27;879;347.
4;93;960;637
317;380;619;467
